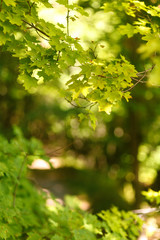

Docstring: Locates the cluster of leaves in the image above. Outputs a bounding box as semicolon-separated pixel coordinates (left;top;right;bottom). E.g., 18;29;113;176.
0;127;49;239
0;0;86;89
0;128;142;239
49;205;142;240
103;0;160;85
1;0;157;128
142;189;160;205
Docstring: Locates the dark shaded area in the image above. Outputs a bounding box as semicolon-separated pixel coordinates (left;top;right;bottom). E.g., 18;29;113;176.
29;167;129;213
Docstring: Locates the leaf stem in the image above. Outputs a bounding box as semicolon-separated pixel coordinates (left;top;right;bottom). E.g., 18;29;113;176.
66;0;70;36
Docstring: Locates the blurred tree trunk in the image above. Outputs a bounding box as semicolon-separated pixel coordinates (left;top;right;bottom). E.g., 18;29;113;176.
129;107;142;208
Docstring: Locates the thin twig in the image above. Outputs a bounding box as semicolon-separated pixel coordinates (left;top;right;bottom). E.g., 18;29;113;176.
13;154;27;208
89;102;97;110
122;64;155;92
97;74;115;79
57;51;61;61
22;20;50;38
35;28;49;41
27;1;31;8
65;97;95;109
89;47;97;59
122;72;146;93
136;64;155;76
78;96;90;102
23;20;61;60
46;143;73;156
131;77;146;83
27;0;31;14
66;2;70;36
65;98;87;108
26;1;35;15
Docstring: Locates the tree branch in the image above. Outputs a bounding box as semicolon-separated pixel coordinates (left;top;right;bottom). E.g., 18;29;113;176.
136;64;155;76
22;20;50;38
131;77;146;83
35;28;49;41
122;65;155;93
26;1;35;15
122;72;146;93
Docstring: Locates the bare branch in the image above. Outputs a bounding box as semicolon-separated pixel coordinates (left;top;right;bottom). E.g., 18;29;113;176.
131;77;146;83
136;64;155;76
46;143;73;157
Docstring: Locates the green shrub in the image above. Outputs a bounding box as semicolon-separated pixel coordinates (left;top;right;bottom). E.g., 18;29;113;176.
0;128;142;240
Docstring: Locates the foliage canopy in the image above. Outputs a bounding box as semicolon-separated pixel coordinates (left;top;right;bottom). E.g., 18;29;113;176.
1;0;159;127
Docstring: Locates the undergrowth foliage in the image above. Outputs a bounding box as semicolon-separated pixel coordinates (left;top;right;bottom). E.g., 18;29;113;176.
0;128;142;240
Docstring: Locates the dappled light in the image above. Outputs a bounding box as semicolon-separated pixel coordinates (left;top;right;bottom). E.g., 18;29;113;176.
123;183;135;204
1;0;160;239
29;158;51;169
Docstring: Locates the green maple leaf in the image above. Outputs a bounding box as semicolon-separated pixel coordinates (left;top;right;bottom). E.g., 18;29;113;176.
27;232;42;240
7;12;22;25
99;102;112;115
0;162;8;177
0;224;12;239
3;0;16;6
18;72;37;90
0;32;8;45
51;235;64;240
89;114;97;130
119;23;136;38
73;229;96;240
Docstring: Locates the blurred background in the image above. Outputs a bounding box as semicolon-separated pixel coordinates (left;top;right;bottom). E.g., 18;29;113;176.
0;0;160;214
